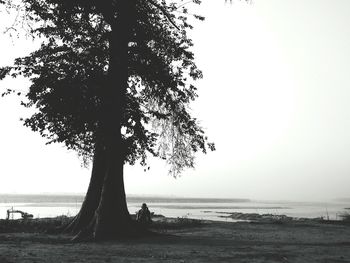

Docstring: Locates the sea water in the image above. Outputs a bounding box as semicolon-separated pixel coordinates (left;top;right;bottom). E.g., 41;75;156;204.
0;194;349;221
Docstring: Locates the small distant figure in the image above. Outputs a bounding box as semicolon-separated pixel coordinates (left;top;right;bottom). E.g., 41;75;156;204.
136;203;152;227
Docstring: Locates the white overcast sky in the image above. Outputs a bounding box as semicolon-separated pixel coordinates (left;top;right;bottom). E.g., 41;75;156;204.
0;0;350;201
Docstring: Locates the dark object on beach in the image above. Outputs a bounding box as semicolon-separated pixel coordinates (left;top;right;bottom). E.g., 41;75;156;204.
136;203;152;227
6;207;33;220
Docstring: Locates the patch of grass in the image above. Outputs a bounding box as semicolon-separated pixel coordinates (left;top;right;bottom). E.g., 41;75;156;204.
151;217;203;231
0;216;72;233
173;217;203;227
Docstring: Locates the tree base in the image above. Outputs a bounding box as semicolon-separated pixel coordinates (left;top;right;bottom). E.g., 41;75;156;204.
70;220;158;242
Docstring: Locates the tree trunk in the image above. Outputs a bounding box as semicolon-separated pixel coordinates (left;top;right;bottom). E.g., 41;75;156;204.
69;0;137;240
64;139;106;234
92;0;137;239
93;143;134;238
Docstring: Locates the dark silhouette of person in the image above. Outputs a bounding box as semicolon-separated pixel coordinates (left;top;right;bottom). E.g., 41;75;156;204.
136;203;152;226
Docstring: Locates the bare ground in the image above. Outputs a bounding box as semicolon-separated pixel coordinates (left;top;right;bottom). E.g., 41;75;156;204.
0;219;349;263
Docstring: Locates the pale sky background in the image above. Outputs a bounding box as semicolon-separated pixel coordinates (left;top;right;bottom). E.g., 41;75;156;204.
0;0;350;201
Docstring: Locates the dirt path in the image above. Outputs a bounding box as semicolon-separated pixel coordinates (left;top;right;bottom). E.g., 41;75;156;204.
0;220;349;262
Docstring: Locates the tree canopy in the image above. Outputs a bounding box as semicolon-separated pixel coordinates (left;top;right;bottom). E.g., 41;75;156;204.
1;0;214;176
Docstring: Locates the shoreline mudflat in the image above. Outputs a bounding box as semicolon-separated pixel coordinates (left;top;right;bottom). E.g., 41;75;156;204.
0;218;349;262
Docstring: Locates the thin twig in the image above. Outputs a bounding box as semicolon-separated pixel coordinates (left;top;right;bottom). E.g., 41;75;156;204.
176;0;193;10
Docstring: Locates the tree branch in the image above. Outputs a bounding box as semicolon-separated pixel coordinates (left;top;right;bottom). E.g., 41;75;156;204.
145;0;180;30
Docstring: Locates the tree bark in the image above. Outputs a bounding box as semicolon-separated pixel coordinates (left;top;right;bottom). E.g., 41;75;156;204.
93;143;133;238
64;139;106;234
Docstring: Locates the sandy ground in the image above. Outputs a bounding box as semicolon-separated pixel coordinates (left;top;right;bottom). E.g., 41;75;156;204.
0;219;349;263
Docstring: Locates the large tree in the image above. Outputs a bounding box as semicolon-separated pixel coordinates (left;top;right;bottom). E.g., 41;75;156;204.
0;0;214;240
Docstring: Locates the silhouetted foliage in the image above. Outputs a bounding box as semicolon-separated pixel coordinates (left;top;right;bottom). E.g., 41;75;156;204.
1;0;214;176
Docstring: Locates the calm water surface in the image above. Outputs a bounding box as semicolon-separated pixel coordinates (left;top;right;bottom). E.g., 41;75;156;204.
0;194;348;221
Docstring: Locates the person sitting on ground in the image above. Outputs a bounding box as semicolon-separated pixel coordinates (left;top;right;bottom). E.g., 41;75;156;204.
136;203;152;226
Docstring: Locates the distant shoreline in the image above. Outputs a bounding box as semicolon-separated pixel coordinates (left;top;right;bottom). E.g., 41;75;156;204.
0;194;251;204
1;193;349;204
